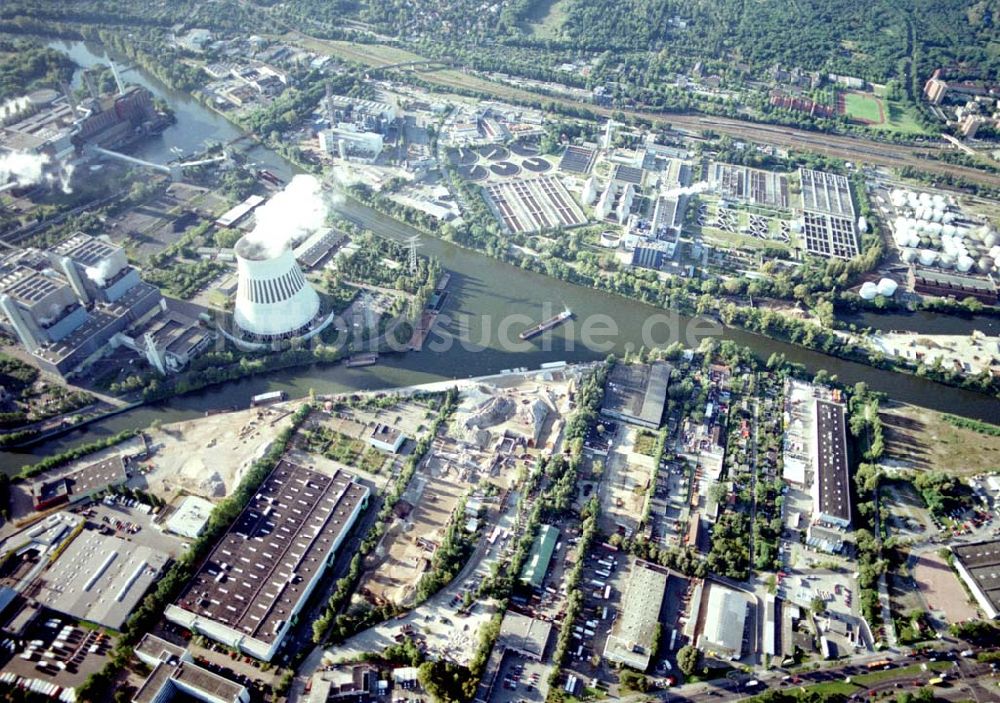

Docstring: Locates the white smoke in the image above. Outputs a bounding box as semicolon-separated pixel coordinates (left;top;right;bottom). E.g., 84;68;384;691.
85;258;117;287
0;151;75;193
243;175;330;258
662;181;710;199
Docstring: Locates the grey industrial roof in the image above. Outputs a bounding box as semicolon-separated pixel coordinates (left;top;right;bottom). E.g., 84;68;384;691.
499;611;552;658
602;362;671;427
952;540;1000;614
603;559;668;670
134;659;247;703
33;529;169;630
700;584;749;656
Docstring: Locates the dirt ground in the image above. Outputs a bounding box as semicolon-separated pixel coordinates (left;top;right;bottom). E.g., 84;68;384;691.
881;480;936;539
107;183;226;263
136;404;298;501
359;440;466;606
880;402;1000;475
911;551;980;624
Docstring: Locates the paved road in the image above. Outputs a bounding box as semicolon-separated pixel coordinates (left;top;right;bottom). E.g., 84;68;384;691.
619;646;995;703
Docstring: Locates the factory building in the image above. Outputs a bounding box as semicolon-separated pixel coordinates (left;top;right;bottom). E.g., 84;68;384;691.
164;461;369;661
603;559;669;671
811;398;851;529
951;540;1000;619
697;583;750;660
232;236;323;341
33;528;170;630
519;524;559;591
31;456;127;511
318;126;384;160
601;361;672;429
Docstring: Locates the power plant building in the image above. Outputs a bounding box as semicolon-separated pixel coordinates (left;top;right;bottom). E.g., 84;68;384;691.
164;461;369;661
0;235;211;377
318;127;384;160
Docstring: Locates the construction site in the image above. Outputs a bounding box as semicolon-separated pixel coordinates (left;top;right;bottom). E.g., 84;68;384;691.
356;369;580;607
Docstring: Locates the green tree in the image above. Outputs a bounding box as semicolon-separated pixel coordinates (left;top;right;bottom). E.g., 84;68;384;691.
676;644;701;676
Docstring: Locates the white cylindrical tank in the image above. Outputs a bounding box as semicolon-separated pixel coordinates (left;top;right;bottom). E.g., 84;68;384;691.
859;282;878;300
900;248;918;263
876;278;898;297
233;237;321;339
918;250;938;266
956;255;974;272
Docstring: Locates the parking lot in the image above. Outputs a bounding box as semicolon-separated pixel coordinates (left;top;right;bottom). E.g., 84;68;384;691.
489;654;549;703
85;497;187;558
0;616;113;688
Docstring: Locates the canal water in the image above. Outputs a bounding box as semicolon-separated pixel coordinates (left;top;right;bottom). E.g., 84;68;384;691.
3;40;996;473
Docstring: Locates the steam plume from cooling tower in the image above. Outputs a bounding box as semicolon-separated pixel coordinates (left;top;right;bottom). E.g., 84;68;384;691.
240;175;331;259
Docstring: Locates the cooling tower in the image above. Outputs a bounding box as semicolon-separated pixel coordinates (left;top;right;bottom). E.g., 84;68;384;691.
233;236;320;340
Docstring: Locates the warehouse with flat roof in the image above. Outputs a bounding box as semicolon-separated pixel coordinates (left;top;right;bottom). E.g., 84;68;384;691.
33;529;169;630
698;583;749;660
498;611;552;660
165;461;369;661
811;399;851;528
603;559;669;671
601;362;671;429
951;540;1000;619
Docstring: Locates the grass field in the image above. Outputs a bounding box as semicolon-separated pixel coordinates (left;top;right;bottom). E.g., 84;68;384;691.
522;0;570;38
880;402;1000;475
852;661;951;686
877;100;929;135
698;226;794;252
843;91;884;123
289;36;426;67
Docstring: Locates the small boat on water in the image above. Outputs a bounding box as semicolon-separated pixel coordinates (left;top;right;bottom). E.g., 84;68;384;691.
519;310;573;340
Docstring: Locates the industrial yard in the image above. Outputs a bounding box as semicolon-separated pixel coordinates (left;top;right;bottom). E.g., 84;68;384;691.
1;11;1000;703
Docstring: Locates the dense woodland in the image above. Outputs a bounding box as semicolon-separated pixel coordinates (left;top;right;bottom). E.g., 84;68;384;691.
1;0;997;139
0;39;74;100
